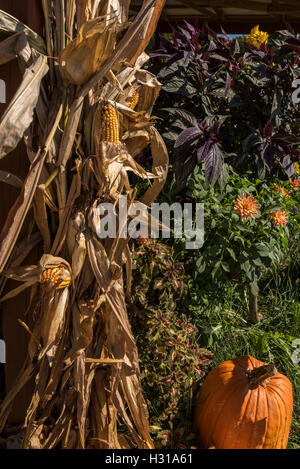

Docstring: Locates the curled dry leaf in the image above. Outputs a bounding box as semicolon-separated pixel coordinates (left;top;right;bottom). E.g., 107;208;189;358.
66;300;95;364
141;126;169;205
98;0;131;25
33;185;52;253
26;424;44;449
72;300;96;448
123;243;132;298
38;287;70;364
23;126;55;193
51;159;82;256
90;368;120;449
93;140;125;197
66;212;85;258
0;54;48;159
72;232;87;280
0;31;26;66
129;0;166;65
0;280;37;303
134;69;161;117
0;232;41;288
103;52;149;102
105;69;123;92
3;264;41;282
0;232;42;301
0;150;45;275
93;137;156;198
122;129;150;157
111;0;159;68
0;9;46;54
0;170;23;188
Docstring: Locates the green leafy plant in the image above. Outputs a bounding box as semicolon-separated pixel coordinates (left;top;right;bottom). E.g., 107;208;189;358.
127;238;212;448
186;167;299;286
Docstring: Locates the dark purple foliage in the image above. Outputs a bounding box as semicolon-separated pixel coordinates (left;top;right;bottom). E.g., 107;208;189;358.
151;23;300;186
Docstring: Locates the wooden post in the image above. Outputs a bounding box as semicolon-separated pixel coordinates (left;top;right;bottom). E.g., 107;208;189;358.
0;0;44;429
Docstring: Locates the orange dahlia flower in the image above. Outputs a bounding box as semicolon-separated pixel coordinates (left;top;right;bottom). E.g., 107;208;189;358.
234;194;260;221
289;178;299;191
269;210;288;227
274;185;289;197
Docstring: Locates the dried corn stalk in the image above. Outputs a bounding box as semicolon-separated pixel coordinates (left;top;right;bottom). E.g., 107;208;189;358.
0;0;167;449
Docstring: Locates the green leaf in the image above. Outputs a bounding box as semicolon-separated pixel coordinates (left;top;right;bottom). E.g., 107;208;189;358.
245;266;256;282
211;260;221;278
242;261;250;273
196;258;206;273
221;262;230;272
255;243;269;257
282;237;289;249
253;257;264;267
227;247;237;261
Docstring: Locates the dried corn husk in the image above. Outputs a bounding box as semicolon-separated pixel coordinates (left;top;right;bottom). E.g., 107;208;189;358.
72;232;87;279
98;0;130;25
66;212;85;258
59;16;119;85
122;129;150;157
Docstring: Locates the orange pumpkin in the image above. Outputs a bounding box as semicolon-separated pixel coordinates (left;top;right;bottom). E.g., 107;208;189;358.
194;355;293;449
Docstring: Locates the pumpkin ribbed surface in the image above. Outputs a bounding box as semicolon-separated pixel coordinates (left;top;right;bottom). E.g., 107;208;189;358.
194;355;293;449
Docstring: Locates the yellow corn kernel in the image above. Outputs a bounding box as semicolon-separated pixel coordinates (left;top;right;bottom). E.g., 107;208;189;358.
127;90;139;110
40;266;71;290
101;103;119;143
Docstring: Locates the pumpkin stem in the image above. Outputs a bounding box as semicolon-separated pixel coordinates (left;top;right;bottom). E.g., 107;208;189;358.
246;363;277;388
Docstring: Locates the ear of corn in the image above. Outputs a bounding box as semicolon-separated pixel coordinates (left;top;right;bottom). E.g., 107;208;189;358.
128;89;139;110
101;103;119;143
40;266;71;290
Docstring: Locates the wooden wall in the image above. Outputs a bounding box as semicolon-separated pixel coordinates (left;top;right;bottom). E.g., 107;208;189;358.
0;0;44;429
